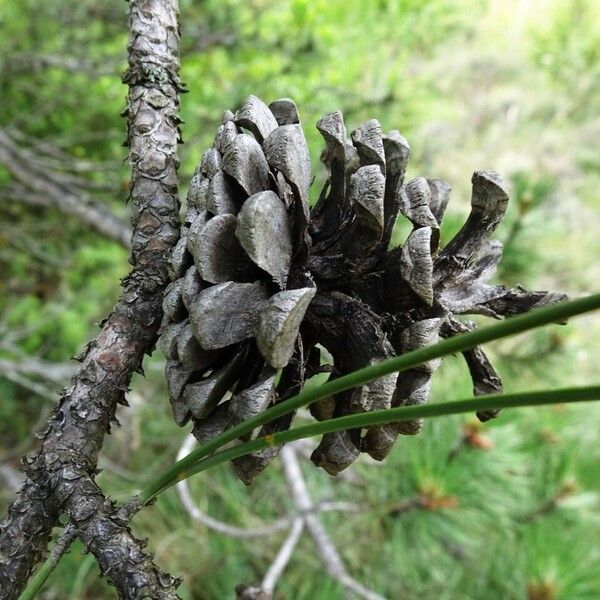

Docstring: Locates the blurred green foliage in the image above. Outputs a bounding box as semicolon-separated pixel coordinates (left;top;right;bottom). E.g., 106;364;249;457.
530;0;600;119
1;0;599;598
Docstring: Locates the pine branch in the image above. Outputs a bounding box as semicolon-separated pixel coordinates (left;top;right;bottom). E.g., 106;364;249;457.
0;1;183;597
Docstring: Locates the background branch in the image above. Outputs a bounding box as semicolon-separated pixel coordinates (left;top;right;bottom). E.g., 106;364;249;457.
281;445;386;600
0;129;131;247
236;443;385;600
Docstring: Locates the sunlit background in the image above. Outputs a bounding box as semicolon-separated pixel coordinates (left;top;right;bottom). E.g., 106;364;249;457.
1;0;599;598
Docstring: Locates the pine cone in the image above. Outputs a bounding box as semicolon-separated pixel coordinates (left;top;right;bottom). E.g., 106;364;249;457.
160;95;565;483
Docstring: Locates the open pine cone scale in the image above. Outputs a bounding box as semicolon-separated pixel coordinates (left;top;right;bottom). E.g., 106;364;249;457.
160;95;565;483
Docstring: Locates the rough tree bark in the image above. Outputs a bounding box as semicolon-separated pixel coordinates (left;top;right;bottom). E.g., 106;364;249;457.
0;1;183;597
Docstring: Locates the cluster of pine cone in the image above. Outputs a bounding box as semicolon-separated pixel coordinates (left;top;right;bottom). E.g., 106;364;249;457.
160;95;563;484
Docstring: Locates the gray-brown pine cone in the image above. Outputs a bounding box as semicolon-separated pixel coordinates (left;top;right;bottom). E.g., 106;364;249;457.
160;95;565;484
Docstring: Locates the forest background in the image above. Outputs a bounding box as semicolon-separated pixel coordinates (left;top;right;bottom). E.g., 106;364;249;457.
0;0;599;598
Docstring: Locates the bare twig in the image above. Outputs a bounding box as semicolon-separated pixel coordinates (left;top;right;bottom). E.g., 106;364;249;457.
6;128;120;174
176;435;361;540
260;518;304;596
0;465;24;494
236;445;386;600
176;435;290;538
0;353;75;385
2;53;120;77
280;445;387;600
0;361;58;402
0;129;132;247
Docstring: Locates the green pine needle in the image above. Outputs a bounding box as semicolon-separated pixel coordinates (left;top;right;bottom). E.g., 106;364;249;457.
171;385;600;482
139;292;600;502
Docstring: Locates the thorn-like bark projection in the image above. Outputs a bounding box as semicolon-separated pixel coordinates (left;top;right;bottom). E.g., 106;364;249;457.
161;96;566;484
0;1;183;597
